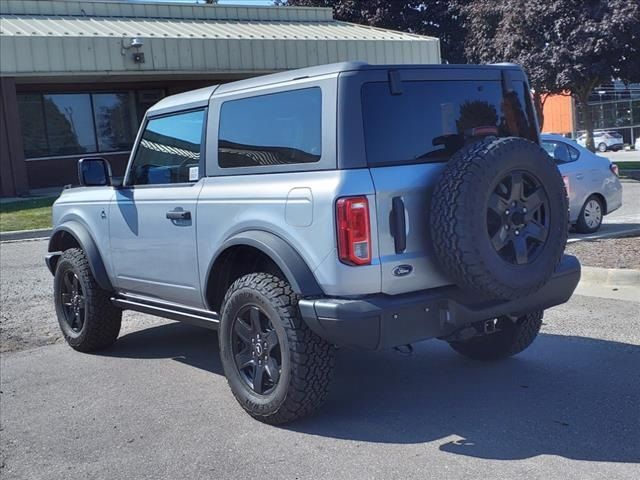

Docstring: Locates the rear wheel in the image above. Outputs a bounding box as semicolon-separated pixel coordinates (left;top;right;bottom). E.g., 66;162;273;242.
575;195;604;233
449;311;543;361
597;142;608;152
54;248;121;352
219;273;335;424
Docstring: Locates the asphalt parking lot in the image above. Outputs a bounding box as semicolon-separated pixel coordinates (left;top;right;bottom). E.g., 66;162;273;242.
1;237;639;479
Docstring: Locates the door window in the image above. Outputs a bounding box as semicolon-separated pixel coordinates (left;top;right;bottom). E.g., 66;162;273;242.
130;109;205;185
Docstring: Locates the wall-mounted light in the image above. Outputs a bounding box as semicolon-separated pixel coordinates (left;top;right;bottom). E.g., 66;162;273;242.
121;37;145;63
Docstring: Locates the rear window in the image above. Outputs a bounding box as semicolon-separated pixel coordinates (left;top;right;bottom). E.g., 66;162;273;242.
361;80;536;166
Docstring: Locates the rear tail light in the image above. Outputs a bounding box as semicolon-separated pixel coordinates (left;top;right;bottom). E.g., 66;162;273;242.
336;196;372;266
562;175;570;196
610;163;619;177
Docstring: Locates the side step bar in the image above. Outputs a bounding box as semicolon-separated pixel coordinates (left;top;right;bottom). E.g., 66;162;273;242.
111;295;219;330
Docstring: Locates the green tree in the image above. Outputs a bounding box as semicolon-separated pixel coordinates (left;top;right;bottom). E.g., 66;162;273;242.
458;0;640;150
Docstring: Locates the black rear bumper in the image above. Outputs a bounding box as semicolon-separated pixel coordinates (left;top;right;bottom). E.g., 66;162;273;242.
298;255;581;350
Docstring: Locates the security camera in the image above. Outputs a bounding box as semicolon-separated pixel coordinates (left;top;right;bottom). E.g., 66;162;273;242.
130;38;144;48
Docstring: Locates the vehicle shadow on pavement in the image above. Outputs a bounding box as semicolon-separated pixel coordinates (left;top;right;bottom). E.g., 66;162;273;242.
100;322;223;375
288;333;640;463
101;324;639;463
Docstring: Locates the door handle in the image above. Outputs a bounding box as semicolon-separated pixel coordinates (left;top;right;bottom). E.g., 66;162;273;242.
166;209;191;220
391;196;407;254
576;173;584;180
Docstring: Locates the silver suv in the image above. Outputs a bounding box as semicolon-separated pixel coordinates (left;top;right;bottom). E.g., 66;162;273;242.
46;62;580;424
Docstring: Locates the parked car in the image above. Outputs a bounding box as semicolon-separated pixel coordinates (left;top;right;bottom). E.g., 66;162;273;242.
541;134;623;233
576;131;624;152
635;136;640;151
46;62;580;424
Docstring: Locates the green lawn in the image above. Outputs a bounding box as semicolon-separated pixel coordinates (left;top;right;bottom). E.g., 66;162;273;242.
0;197;56;232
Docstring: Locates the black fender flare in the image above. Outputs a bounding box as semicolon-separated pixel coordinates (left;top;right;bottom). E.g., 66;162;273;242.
208;230;324;297
47;221;113;291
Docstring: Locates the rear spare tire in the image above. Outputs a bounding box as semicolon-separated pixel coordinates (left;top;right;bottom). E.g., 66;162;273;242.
430;137;568;300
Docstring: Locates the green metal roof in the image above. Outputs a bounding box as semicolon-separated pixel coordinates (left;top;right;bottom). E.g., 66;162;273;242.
0;0;440;77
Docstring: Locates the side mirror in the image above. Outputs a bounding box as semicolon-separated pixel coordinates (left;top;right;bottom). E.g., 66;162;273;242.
78;158;112;186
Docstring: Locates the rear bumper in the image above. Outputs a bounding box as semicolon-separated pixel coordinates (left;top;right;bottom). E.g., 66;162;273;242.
299;255;581;350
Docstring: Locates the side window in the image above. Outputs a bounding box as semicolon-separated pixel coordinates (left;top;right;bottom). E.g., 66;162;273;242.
130;109;205;185
542;140;579;164
218;87;322;168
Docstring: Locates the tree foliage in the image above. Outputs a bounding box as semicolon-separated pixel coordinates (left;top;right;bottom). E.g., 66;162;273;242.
458;0;640;149
280;0;640;150
276;0;467;62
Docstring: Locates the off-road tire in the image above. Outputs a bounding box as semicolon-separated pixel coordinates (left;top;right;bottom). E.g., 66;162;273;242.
575;194;604;234
219;273;335;425
430;137;568;300
54;248;121;352
449;310;543;361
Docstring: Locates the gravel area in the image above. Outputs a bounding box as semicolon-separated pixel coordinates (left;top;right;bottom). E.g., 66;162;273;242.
565;236;640;269
0;239;164;353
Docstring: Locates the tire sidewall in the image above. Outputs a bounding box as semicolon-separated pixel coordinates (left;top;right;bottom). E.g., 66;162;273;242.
460;140;567;293
219;285;292;415
54;255;89;345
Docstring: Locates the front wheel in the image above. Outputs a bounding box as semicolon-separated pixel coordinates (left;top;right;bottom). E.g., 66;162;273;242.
449;311;543;361
597;142;608;152
54;248;122;352
219;273;335;424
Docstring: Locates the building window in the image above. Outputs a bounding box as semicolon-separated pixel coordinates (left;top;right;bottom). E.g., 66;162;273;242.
44;94;97;156
17;90;161;159
218;87;322;168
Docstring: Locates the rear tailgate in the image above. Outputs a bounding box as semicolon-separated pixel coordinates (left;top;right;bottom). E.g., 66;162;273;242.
358;66;539;294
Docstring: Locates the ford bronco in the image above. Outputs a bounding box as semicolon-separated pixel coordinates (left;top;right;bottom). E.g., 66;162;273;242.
46;62;580;424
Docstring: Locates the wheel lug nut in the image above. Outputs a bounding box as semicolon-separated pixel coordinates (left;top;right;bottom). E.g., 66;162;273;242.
515;230;520;236
505;225;509;230
523;207;527;213
505;209;510;215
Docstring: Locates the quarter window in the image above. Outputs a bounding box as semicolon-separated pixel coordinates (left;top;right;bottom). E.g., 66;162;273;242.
130;109;205;185
541;140;580;163
218;88;322;168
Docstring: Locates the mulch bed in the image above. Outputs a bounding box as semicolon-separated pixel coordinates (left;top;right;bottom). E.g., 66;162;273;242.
565;236;640;269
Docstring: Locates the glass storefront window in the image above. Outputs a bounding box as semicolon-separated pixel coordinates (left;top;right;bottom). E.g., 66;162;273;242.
92;93;135;152
43;94;97;156
17;94;48;158
17;90;164;159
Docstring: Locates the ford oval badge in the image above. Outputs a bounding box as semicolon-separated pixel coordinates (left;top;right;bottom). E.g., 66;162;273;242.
393;265;413;277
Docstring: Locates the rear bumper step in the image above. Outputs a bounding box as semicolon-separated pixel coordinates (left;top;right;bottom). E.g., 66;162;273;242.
299;255;581;350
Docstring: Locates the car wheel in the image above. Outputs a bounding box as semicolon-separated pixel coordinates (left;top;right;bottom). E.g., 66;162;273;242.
575;195;604;233
219;273;335;424
430;137;568;300
54;248;122;352
449;311;543;361
597;142;608;152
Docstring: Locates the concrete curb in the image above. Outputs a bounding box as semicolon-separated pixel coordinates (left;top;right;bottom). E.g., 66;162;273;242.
580;266;640;287
0;228;51;242
567;226;640;244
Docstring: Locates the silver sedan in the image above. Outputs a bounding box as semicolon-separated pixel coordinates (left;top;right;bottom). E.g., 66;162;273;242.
541;134;623;233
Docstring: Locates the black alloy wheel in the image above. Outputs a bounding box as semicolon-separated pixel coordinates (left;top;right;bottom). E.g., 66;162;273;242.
486;170;550;265
231;305;282;395
60;270;86;334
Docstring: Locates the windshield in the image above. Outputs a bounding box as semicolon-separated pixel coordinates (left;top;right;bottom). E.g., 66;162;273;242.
361;80;536;166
